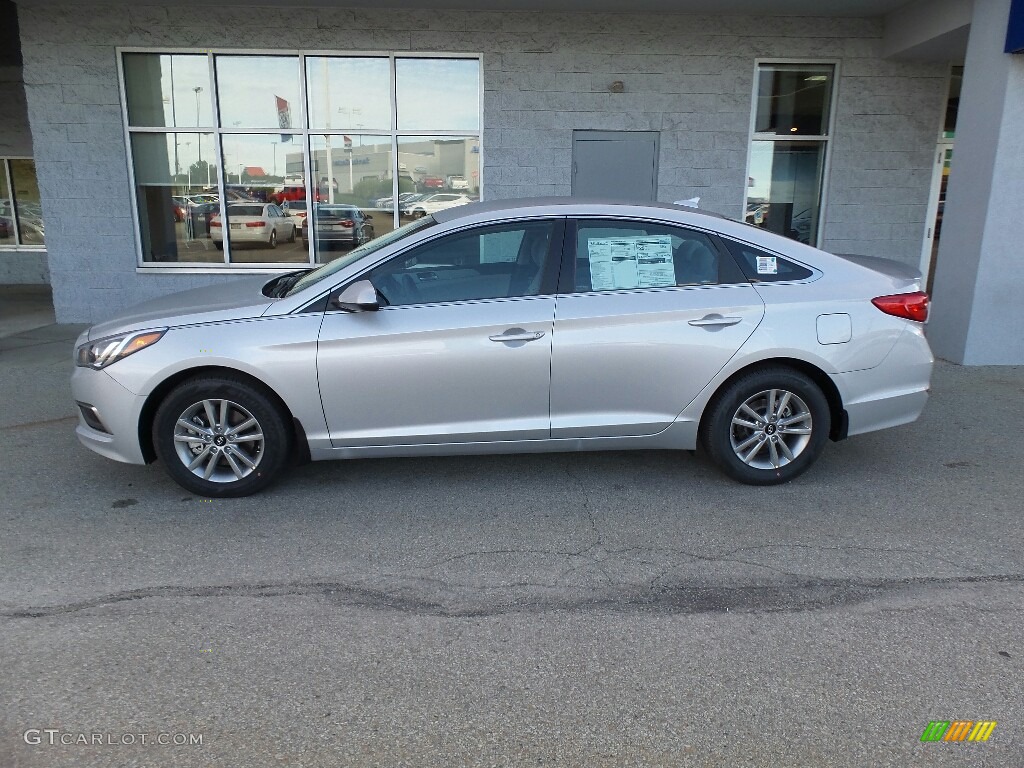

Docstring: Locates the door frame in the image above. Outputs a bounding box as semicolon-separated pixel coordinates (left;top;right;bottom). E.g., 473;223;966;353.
571;130;661;199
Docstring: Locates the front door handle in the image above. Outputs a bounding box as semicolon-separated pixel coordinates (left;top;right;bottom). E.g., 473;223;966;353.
489;329;546;343
688;314;743;328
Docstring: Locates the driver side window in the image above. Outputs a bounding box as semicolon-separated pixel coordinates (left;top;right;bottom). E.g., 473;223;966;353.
367;221;557;307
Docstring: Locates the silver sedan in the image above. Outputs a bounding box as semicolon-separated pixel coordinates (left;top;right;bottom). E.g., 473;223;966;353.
71;198;933;496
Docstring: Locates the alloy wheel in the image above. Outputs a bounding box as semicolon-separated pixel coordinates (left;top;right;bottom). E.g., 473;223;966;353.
729;388;813;470
172;399;265;483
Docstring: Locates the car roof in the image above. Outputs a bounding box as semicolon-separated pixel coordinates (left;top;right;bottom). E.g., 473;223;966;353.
431;196;729;225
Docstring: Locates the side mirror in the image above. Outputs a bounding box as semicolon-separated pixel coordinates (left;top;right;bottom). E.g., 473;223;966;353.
333;279;379;312
363;213;373;220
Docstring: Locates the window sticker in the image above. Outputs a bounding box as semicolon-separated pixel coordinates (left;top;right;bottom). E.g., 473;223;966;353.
756;255;778;275
587;235;675;290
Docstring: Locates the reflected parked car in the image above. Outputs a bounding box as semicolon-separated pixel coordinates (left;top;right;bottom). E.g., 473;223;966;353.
404;193;474;218
209;203;296;249
281;200;308;232
302;204;375;249
71;198;933;497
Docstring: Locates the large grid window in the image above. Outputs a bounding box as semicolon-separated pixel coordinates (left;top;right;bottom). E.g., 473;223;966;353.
120;51;481;267
745;63;835;247
0;158;45;249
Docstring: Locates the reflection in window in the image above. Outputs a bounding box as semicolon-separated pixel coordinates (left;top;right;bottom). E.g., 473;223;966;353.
9;160;45;246
746;142;825;246
397;136;479;222
305;57;391;131
123;54;213;128
217;134;306;264
0;165;14;246
309;135;392;262
369;221;555;306
131;133;218;262
755;64;833;137
747;63;834;246
396;58;479;131
215;56;302;130
121;51;481;266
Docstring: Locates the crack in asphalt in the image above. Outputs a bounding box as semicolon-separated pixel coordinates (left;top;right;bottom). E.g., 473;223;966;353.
4;573;1023;621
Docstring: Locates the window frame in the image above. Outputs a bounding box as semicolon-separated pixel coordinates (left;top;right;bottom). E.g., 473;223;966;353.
743;59;841;250
0;156;46;251
558;216;748;296
116;47;484;273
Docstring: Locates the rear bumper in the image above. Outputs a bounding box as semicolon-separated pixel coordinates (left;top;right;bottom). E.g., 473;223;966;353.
833;323;933;437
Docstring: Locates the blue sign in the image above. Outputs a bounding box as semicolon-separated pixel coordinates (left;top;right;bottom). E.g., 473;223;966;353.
1008;0;1024;53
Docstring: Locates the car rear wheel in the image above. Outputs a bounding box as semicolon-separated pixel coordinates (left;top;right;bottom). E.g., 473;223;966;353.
214;242;223;250
153;376;291;497
700;367;830;485
287;225;296;243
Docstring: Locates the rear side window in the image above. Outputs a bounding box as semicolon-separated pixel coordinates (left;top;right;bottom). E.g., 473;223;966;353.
722;239;814;282
572;220;722;292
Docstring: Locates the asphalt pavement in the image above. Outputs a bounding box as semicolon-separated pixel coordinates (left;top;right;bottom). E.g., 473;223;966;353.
1;318;1022;767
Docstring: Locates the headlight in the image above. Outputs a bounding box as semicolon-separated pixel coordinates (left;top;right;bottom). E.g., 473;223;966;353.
76;329;167;369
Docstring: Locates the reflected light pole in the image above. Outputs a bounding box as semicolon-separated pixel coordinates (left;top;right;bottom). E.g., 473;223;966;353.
193;86;203;187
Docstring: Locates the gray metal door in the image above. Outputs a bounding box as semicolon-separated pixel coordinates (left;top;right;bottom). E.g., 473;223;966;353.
571;131;659;201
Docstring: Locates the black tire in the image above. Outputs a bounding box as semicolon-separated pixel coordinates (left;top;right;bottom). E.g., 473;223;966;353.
152;376;292;497
412;209;425;219
700;366;830;485
287;225;296;243
268;229;278;248
214;242;223;250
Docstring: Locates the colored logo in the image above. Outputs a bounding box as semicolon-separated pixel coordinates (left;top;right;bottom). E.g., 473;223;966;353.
921;721;997;742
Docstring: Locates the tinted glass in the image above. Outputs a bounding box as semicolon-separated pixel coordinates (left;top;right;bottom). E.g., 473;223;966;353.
215;56;302;130
573;221;720;292
746;141;825;245
309;134;391;261
368;221;555;306
722;239;813;282
0;165;14;246
397;136;479;223
755;64;834;137
130;132;219;263
396;58;479;131
305;57;391;130
123;54;213;128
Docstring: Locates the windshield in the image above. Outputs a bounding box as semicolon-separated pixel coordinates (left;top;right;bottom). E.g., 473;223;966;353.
285;215;438;297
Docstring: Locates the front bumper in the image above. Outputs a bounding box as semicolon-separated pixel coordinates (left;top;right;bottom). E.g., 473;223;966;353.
71;365;149;465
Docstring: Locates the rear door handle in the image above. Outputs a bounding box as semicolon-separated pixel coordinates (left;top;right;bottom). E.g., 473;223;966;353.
688;314;743;328
489;330;546;342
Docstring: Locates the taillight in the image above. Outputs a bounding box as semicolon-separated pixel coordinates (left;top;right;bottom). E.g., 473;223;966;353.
245;221;266;228
210;219;221;228
340;219;354;227
872;291;929;322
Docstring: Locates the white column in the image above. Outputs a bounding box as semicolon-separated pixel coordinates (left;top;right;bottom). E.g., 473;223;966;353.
929;0;1024;364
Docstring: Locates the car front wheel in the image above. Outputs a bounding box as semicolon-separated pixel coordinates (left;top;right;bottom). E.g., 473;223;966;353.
268;229;277;248
700;367;830;485
153;376;291;497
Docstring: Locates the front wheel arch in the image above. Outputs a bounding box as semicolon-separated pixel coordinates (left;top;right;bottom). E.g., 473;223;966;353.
698;358;846;445
138;366;302;464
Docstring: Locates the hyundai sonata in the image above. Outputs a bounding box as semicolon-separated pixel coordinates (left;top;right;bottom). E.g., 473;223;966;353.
72;198;933;496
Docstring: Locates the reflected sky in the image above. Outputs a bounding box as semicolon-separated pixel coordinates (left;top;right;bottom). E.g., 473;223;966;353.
396;58;479;131
306;57;391;130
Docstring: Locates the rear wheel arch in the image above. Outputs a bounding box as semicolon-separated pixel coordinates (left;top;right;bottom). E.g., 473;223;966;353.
138;366;303;464
699;357;846;444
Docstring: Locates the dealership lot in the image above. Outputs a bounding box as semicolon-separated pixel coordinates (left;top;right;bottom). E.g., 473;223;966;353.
1;321;1022;767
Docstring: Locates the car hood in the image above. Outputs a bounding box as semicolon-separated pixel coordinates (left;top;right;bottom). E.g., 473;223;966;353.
87;275;276;340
